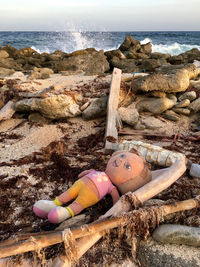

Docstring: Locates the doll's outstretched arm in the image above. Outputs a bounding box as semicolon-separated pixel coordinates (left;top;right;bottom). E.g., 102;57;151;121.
110;187;120;205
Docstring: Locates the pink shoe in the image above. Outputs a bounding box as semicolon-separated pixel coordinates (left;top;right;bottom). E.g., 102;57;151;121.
48;207;70;224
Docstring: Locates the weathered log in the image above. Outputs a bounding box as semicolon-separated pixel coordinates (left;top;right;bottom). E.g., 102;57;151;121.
105;67;122;153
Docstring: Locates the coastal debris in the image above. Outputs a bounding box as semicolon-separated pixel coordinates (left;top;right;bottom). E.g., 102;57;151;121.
105;67;122;153
0;100;15;121
118;140;186;166
0;194;199;260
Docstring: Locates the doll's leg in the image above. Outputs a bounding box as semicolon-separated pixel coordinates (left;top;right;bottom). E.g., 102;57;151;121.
48;182;99;224
33;180;81;218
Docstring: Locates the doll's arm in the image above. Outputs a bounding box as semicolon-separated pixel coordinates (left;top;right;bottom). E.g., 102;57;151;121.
78;169;95;178
110;187;120;205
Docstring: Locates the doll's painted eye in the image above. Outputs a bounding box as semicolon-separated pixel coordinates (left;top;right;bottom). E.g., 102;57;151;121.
124;163;131;171
120;154;126;158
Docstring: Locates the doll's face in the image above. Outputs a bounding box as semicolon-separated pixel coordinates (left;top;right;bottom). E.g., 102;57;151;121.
105;151;145;186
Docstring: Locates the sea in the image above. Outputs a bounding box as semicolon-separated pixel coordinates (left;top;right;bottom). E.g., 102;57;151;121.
0;31;200;56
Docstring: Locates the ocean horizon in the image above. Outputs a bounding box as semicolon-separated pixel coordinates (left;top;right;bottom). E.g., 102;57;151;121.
0;31;200;56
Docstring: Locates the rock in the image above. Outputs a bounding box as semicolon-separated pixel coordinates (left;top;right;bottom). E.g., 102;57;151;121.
140;42;152;55
190;163;200;178
82;96;108;120
119;35;141;52
126;51;149;60
178;91;197;101
138;238;200;267
167;94;177;104
139;58;168;72
15;94;81;119
10;71;25;78
29;67;54;79
174;99;190;108
132;64;200;93
140;116;166;129
147;91;166;98
152;224;200;247
52;48;110;75
119;88;135;106
189;97;200;112
172;108;190;115
0;58;22;70
0;50;9;58
0;67;15;77
28;112;51;123
17;46;39;57
169;48;200;65
162;110;180;121
136;97;175;114
118;107;139;126
151;52;171;60
190;80;200;90
110;57;139;73
104;49;126;60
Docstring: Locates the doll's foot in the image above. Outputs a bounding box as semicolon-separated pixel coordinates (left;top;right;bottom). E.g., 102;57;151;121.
33;200;57;218
48;207;71;224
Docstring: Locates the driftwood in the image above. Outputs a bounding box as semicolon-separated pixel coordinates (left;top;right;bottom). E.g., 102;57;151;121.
53;197;200;267
18;85;56;98
0;101;15;121
105;67;122;153
0;196;199;260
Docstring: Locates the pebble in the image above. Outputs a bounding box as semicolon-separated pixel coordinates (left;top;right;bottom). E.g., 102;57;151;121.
172;108;190;115
152;224;200;247
189;163;200;178
162;110;180;121
174;99;190;108
178;91;197;101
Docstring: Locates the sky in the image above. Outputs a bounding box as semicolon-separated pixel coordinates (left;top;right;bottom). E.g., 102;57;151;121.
0;0;200;31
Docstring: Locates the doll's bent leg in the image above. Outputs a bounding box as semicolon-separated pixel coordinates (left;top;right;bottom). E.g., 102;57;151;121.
48;182;99;224
57;179;83;204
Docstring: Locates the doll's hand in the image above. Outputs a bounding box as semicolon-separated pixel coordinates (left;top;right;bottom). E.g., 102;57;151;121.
33;197;62;218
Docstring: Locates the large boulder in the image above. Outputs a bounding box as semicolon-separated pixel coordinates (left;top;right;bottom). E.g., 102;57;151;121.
82;96;108;120
169;48;200;65
110;57;139;73
138;58;168;72
15;94;81;119
132;64;200;93
119;35;141;52
0;67;15;77
50;48;110;75
0;57;22;70
118;107;139;126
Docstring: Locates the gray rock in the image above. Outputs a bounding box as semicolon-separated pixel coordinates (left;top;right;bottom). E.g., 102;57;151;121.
138;238;200;267
162;110;180;121
152;224;200;247
139;58;168;72
136;97;175;114
190;80;200;90
172;108;190;115
174;99;190;108
118;107;139;126
190;163;200;178
178;91;197;101
140;116;166;129
15;94;81;119
189;97;200;112
82;96;108;120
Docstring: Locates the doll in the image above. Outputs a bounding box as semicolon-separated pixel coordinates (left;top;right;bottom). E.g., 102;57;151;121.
33;150;152;224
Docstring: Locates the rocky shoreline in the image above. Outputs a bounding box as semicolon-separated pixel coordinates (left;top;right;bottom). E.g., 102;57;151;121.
0;36;200;266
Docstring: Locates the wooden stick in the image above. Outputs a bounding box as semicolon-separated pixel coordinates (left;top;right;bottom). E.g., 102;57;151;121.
0;101;15;121
105;68;122;153
51;197;200;266
0;194;198;260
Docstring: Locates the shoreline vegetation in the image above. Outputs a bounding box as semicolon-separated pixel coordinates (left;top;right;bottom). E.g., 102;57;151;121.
0;35;200;266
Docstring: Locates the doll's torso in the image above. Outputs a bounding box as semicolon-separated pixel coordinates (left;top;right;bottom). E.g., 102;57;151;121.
81;171;115;200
